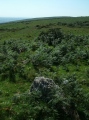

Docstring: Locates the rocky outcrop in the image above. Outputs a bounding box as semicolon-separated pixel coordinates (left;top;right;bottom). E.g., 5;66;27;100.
30;77;81;120
30;76;59;100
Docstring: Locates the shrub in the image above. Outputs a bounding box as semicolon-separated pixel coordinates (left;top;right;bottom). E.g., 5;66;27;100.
38;28;64;46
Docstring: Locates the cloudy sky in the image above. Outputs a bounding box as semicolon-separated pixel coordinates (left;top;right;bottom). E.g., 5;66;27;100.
0;0;89;18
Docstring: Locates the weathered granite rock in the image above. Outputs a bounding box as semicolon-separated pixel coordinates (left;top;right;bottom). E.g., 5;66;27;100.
30;77;59;99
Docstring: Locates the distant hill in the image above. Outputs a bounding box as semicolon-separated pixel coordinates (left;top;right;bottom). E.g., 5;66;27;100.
0;17;26;23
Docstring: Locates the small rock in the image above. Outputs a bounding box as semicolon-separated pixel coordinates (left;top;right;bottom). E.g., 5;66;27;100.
30;77;59;100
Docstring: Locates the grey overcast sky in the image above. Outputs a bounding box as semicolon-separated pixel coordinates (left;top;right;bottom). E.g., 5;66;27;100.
0;0;89;18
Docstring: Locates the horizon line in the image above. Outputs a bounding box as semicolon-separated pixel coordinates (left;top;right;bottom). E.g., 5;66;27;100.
0;15;89;19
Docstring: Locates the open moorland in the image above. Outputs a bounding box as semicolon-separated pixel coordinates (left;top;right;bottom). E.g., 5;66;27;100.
0;17;89;120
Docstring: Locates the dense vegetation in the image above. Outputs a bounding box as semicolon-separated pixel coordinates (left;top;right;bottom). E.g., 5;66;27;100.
0;17;89;120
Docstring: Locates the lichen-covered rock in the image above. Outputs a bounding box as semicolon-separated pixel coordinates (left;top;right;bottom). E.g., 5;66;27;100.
30;77;59;99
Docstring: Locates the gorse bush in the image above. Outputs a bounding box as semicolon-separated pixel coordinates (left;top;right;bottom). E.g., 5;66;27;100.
38;28;64;46
0;39;31;82
30;45;54;67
